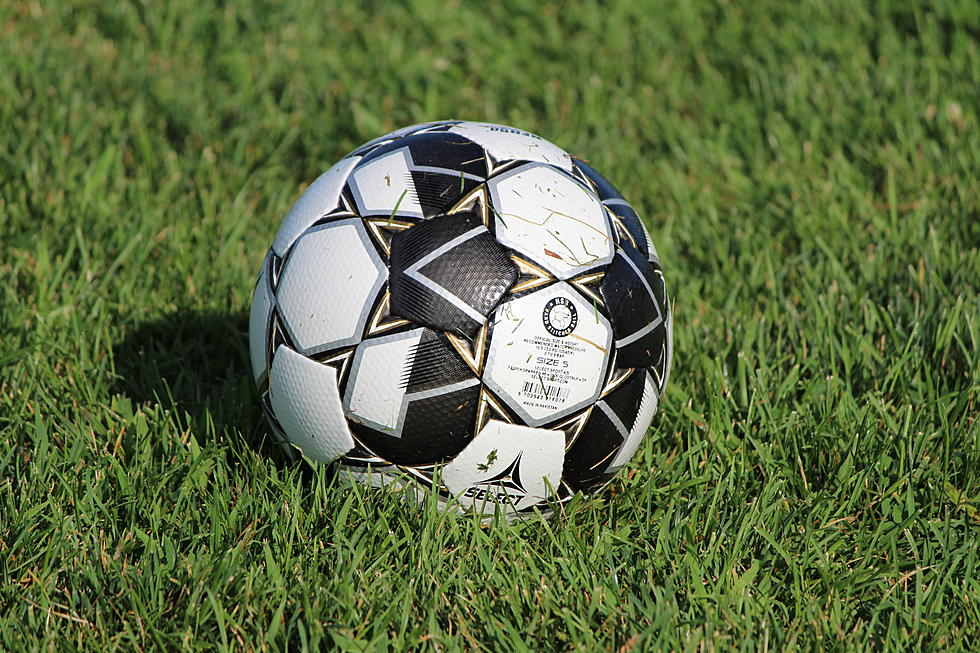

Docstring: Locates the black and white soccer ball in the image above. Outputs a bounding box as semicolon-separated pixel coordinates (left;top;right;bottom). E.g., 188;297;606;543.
249;121;672;518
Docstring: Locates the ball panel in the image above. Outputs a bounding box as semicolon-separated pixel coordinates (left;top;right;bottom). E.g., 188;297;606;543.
442;419;565;512
601;368;648;429
639;219;660;264
560;405;620;493
346;121;461;158
487;163;614;280
573;158;661;265
388;212;518;338
653;305;673;394
348;147;426;219
410;170;484;218
248;251;273;382
361;131;488;181
343;327;427;435
275;218;387;355
606;202;655;268
268;345;356;464
351;382;480;465
272;157;360;257
598;250;666;368
351;130;489;219
562;368;649;491
607;370;659;472
617;277;669;371
403;330;476;394
483;282;612;427
448;122;574;171
417;229;517;317
571;158;623;201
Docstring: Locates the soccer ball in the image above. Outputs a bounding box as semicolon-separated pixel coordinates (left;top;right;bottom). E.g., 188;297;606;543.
249;120;672;518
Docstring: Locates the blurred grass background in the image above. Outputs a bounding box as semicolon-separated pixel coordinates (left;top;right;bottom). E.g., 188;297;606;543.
1;0;978;650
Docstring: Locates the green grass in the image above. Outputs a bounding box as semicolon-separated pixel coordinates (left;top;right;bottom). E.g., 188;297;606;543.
1;0;978;650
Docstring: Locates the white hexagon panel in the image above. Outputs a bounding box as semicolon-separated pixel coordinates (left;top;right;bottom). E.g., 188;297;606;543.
448;122;574;171
442;419;565;512
275;218;387;356
483;282;613;427
348;147;425;219
248;251;273;382
268;345;356;464
488;163;614;280
272;156;360;257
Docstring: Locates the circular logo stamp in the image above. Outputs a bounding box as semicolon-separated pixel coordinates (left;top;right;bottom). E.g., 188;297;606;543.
542;297;578;337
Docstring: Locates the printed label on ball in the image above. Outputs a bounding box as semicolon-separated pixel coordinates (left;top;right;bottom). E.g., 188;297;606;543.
542;297;578;337
484;283;612;426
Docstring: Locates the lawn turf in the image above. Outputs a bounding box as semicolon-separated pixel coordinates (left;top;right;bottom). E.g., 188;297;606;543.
1;0;978;650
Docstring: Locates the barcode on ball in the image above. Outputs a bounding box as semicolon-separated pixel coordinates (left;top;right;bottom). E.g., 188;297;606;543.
521;381;569;402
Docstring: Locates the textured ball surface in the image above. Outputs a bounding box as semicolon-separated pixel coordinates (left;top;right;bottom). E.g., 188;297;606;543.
249;120;672;518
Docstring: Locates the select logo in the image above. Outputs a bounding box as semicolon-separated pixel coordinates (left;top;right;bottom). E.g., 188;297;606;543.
462;454;527;503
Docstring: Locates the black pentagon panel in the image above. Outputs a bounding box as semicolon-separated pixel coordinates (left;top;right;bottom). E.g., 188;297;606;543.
400;331;474;394
562;406;621;493
401;132;487;177
345;121;463;159
607;203;653;268
349;383;480;466
649;305;672;393
360;132;488;179
389;212;519;338
572;157;623;202
411;170;483;218
603;369;648;429
599;250;667;368
564;369;652;492
574;158;653;267
415;236;515;317
346;137;399;160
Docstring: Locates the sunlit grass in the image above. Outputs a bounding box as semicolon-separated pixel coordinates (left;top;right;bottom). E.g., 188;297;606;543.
0;0;977;650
